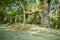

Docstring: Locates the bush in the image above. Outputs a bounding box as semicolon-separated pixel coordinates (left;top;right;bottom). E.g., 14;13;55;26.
49;15;60;28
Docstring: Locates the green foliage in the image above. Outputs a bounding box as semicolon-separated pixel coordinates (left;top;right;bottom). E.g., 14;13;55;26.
52;0;59;3
49;9;60;28
49;16;57;28
0;0;60;29
26;14;40;24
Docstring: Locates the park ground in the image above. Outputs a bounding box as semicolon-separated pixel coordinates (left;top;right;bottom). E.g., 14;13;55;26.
0;24;60;40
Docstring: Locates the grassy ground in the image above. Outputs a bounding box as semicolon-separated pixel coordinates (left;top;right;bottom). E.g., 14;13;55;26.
0;24;60;40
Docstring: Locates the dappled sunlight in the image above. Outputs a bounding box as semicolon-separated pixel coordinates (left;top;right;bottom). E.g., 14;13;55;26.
8;23;33;31
0;0;60;40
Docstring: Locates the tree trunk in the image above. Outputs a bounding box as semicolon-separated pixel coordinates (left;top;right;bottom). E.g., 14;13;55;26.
23;13;26;24
40;0;50;27
10;18;12;23
15;18;17;23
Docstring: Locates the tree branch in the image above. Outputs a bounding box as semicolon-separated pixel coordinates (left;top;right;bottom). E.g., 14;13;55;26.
17;0;40;14
24;10;40;14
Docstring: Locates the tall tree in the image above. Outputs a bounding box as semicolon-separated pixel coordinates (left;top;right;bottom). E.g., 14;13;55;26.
40;0;51;27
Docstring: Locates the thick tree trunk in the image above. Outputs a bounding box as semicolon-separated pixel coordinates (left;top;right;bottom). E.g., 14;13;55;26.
40;0;50;27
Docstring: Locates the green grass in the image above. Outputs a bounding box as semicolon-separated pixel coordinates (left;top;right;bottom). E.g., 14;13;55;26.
0;25;60;40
